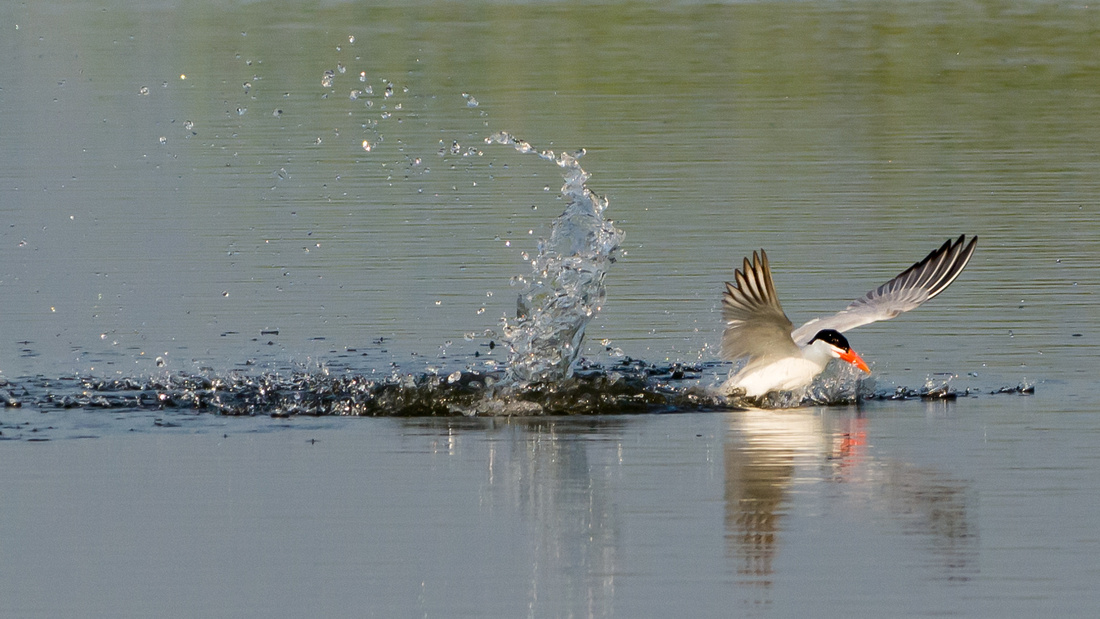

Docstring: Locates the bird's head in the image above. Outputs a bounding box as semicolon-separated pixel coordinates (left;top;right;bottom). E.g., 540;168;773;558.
808;329;871;374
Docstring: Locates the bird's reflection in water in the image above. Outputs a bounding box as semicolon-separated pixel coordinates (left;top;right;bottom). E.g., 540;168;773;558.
402;406;976;614
724;406;978;601
724;409;823;594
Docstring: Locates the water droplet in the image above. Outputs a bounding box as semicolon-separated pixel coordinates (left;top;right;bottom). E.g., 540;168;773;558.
158;136;167;145
349;89;361;100
138;86;149;96
243;81;251;92
384;83;393;97
447;371;462;384
337;63;346;74
183;120;194;131
434;300;442;306
361;140;371;152
321;69;335;88
236;107;247;115
348;35;356;44
359;71;367;82
156;356;166;367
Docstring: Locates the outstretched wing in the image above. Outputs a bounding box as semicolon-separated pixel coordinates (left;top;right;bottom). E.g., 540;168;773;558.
721;250;800;363
790;235;978;346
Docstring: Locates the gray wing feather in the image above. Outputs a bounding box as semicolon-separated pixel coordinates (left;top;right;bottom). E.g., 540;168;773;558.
790;235;978;345
721;250;800;362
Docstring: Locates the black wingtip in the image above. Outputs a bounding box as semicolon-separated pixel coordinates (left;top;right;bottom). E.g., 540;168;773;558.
924;234;978;299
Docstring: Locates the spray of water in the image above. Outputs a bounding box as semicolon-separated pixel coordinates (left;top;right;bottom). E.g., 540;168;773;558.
485;132;625;387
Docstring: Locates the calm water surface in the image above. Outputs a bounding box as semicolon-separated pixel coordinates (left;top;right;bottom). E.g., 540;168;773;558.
2;0;1099;616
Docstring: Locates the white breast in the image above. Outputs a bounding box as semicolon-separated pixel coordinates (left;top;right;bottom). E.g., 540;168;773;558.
722;357;827;398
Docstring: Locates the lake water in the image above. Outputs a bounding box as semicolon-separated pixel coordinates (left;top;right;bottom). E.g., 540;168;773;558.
2;1;1099;616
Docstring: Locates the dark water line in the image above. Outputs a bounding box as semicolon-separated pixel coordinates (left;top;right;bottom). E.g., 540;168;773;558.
2;360;1035;423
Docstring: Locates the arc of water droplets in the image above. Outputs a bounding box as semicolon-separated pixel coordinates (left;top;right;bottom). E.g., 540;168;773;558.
485;131;625;387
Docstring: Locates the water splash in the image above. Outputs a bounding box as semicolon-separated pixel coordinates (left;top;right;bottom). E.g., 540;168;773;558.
724;365;873;409
0;368;1035;438
722;365;1030;408
1;362;721;423
485;132;625;387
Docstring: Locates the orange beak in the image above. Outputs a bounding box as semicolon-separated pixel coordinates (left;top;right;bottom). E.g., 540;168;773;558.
839;348;871;374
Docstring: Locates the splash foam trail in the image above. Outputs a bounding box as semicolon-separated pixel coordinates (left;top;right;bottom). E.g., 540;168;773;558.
485;132;625;386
